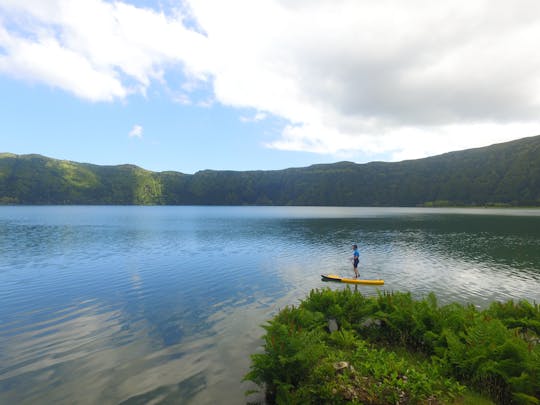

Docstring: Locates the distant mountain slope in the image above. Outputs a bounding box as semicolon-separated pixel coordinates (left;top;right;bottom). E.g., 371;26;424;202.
1;135;539;206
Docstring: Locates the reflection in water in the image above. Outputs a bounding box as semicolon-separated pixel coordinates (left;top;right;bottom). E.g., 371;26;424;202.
0;207;540;404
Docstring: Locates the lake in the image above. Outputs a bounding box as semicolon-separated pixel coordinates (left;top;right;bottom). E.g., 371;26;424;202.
1;206;540;404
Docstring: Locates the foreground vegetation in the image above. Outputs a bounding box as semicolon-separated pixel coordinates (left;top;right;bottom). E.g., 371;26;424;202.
1;135;540;206
245;289;540;404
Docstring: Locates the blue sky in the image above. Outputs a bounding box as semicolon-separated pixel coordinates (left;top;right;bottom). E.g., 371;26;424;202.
1;0;539;174
0;72;319;173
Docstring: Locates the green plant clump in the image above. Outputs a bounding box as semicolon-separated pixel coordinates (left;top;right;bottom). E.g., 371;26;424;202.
245;289;540;404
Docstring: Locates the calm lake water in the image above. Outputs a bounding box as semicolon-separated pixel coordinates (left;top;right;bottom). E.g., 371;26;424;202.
1;206;540;404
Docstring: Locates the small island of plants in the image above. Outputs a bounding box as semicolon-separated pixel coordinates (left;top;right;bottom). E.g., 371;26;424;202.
245;289;539;404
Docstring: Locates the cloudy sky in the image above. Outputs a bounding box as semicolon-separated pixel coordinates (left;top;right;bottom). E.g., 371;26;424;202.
1;0;539;173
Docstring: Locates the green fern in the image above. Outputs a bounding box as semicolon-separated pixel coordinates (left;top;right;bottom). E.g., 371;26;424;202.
246;289;539;404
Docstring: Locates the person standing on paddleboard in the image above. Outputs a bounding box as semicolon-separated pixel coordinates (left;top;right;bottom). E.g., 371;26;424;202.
352;244;360;279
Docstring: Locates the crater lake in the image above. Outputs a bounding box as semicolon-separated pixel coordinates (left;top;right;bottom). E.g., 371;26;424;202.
1;206;539;404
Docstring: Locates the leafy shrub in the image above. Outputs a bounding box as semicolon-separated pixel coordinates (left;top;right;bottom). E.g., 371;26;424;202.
246;289;540;404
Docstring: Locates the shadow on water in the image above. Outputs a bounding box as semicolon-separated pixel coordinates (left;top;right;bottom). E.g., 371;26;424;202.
119;372;207;405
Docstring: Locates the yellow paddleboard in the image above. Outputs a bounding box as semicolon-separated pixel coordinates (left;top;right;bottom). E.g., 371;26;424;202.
321;274;384;285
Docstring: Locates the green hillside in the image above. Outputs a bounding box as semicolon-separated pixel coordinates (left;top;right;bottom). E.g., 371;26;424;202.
1;135;539;206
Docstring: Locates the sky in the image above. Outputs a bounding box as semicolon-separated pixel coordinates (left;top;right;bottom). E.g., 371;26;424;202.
1;0;540;174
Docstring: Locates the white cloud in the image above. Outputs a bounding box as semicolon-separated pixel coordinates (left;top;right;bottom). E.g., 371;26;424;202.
1;0;540;161
128;124;143;138
188;0;540;160
240;111;267;123
172;92;192;105
0;0;211;101
0;28;127;101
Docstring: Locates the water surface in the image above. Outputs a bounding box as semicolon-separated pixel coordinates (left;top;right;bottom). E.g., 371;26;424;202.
1;206;539;404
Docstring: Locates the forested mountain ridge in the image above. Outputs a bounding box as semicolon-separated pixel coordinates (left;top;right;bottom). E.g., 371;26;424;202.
1;135;539;206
